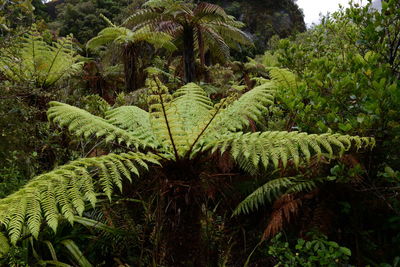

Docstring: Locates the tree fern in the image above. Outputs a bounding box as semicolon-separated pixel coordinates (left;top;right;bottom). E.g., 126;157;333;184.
123;1;252;82
0;26;83;88
0;78;374;251
86;16;176;91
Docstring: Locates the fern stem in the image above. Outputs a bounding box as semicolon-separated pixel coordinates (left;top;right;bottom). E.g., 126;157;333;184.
153;77;180;160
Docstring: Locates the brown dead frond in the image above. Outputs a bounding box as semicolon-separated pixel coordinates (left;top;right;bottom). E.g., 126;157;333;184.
262;194;302;240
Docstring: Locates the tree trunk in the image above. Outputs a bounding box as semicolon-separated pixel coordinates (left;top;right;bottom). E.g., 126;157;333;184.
160;168;205;267
183;26;196;83
123;43;137;91
198;26;205;68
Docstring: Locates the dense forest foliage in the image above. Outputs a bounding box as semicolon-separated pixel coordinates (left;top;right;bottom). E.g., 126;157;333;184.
0;0;399;266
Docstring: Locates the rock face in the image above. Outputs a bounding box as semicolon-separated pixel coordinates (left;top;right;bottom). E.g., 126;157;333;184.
209;0;306;52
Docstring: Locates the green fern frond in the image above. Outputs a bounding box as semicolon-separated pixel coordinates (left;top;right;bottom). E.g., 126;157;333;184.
204;131;374;170
0;152;157;244
86;27;128;50
207;82;276;134
123;8;162;27
233;176;325;215
87;19;176;52
268;67;298;90
147;77;185;158
210;22;252;47
47;102;155;150
203;27;230;61
172;83;213;133
105;106;158;146
234;177;293;215
193;2;228;22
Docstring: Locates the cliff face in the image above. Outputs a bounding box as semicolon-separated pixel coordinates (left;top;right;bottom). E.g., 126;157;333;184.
210;0;306;52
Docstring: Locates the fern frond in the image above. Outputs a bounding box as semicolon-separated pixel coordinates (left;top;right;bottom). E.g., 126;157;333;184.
147;77;181;158
0;152;157;244
210;22;252;47
263;194;302;239
193;2;228;22
47;102;155;150
233;177;325;215
206;82;276;134
202;27;230;62
172;83;213;134
204;131;374;170
123;8;163;27
268;67;297;90
87;21;176;52
86;27;128;50
105;106;158;147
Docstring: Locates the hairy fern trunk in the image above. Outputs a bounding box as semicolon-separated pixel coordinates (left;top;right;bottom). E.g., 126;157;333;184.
183;26;196;83
160;164;205;267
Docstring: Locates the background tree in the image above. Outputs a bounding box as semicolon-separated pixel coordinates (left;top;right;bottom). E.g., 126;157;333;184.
86;15;176;91
210;0;306;53
0;26;83;90
125;0;252;83
47;0;133;44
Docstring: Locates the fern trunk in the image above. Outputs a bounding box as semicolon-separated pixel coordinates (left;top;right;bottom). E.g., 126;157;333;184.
198;26;205;68
182;26;196;83
160;167;205;266
123;43;138;91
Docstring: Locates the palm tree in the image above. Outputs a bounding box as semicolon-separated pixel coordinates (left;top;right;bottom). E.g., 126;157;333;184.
86;15;176;91
0;77;373;266
124;0;252;83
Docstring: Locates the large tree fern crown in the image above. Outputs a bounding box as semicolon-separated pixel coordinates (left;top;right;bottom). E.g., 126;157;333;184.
0;75;374;244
